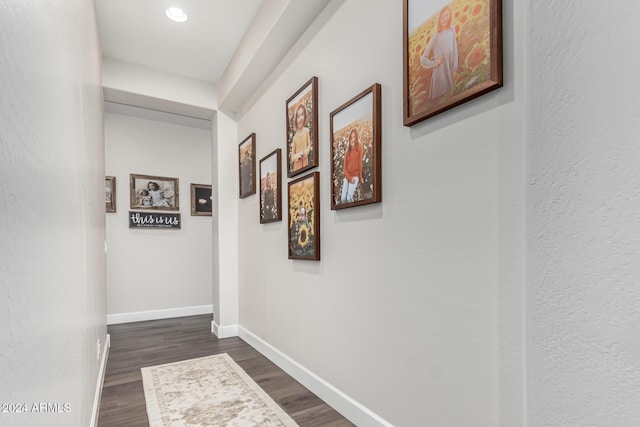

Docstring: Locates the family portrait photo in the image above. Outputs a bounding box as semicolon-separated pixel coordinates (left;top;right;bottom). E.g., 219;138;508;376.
286;77;318;177
130;173;179;211
330;84;382;210
403;0;502;125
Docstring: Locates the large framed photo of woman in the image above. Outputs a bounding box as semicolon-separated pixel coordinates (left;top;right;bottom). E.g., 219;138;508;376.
286;76;318;178
130;173;179;211
288;172;320;261
239;133;256;199
330;83;382;210
403;0;502;126
259;149;282;224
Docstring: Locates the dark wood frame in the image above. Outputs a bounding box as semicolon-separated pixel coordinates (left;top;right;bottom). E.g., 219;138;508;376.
238;133;257;199
286;76;318;177
105;176;116;213
259;149;282;224
190;183;212;216
330;83;382;210
403;0;502;126
130;173;179;211
287;171;320;261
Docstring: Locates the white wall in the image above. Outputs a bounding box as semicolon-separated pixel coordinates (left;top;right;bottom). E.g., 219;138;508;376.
105;108;213;319
235;0;524;425
0;0;107;425
527;1;640;425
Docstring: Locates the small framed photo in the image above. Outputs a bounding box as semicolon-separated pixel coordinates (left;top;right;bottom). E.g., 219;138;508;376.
239;133;256;198
330;83;382;210
105;176;116;213
259;149;282;223
191;183;212;216
286;76;318;177
403;0;503;126
130;173;179;211
288;171;320;261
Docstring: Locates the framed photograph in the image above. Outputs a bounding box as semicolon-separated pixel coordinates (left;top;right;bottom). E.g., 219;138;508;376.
259;149;282;223
288;172;320;261
330;83;382;210
191;183;212;216
130;173;179;211
239;133;256;198
105;176;116;213
403;0;503;126
286;76;318;177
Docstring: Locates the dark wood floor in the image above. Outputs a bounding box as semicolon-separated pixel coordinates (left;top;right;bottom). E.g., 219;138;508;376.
97;315;354;427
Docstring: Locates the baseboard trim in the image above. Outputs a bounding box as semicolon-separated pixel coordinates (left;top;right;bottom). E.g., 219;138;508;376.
90;333;110;427
107;305;213;325
238;327;393;427
211;321;239;338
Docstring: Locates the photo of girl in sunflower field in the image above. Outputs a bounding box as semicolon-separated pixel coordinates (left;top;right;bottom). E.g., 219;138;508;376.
330;84;382;210
286;77;318;177
404;0;502;125
288;172;320;261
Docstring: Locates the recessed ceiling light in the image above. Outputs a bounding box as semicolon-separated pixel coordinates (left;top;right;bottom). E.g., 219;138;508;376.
165;7;188;23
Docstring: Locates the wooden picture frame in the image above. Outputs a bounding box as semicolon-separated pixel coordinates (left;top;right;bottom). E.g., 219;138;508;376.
330;83;382;210
105;176;116;213
259;149;282;224
130;173;179;211
239;133;256;198
286;76;318;177
403;0;502;126
191;183;212;216
288;171;320;261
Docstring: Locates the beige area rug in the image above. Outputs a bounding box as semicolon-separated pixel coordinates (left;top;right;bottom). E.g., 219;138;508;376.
141;353;298;426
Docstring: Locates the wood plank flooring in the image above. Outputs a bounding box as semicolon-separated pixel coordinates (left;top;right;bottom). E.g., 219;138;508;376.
97;315;354;427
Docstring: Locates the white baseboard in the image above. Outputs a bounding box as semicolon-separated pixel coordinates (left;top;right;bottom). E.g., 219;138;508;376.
238;327;393;427
211;320;239;338
107;305;213;325
90;333;110;427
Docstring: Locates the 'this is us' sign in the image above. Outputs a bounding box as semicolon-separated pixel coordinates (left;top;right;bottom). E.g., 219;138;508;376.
129;211;181;229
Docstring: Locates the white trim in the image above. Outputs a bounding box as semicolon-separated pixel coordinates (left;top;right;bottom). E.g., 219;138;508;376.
107;305;213;325
90;334;110;427
211;320;239;338
238;327;393;427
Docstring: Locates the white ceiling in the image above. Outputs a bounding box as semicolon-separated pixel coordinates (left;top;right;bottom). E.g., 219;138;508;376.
95;0;264;84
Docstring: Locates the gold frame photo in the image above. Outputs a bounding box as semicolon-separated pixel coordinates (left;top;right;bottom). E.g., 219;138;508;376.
130;173;179;211
288;171;320;261
286;77;318;178
403;0;502;126
330;83;382;210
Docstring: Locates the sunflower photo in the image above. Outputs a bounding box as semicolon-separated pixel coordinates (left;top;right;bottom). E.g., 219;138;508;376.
288;172;320;261
259;149;282;224
403;0;502;126
330;84;382;210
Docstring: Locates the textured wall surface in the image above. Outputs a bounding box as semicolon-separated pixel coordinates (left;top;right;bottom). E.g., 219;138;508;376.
105;111;213;316
527;1;640;425
235;0;525;425
0;0;107;425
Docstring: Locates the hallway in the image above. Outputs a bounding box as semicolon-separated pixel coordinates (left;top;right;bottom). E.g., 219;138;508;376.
98;315;352;427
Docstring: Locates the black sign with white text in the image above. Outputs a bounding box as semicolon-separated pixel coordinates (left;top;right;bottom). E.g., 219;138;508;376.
129;211;181;229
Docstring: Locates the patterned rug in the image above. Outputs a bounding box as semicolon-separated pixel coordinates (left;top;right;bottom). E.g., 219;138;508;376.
141;353;298;426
